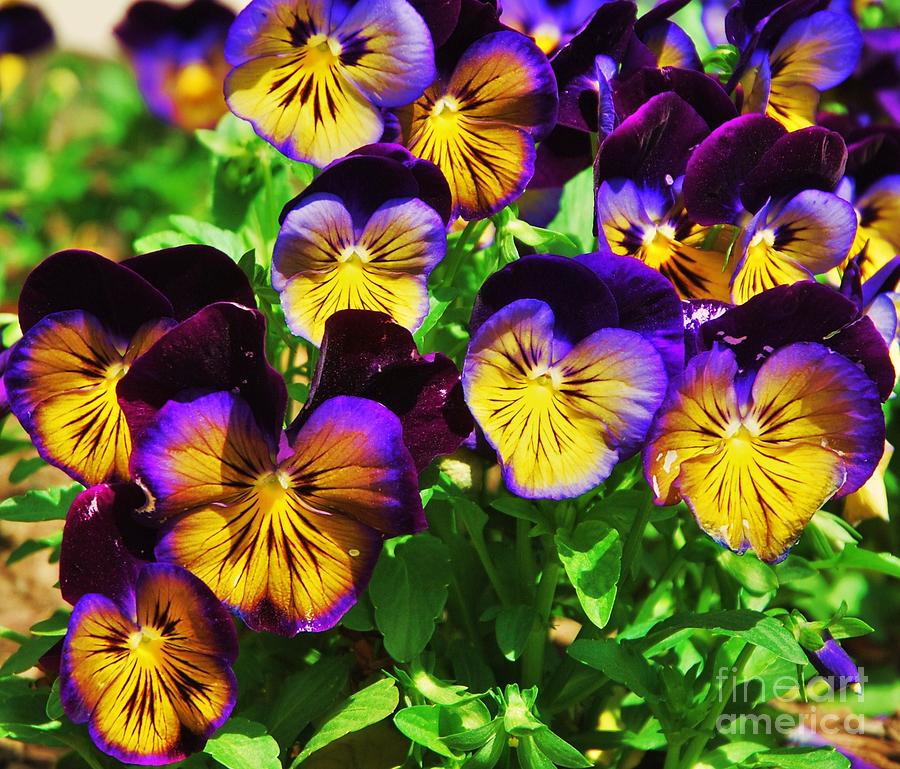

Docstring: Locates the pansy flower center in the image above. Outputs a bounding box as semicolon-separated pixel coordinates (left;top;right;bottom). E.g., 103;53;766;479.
304;33;341;70
531;23;562;56
173;62;218;101
639;225;678;267
429;96;462;135
253;469;294;515
338;246;370;268
127;625;166;665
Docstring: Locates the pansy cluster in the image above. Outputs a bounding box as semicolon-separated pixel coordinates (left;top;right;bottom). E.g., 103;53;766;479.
1;0;897;764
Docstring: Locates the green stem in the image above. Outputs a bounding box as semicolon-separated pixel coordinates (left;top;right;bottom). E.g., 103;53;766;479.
461;516;513;607
516;518;535;603
444;220;480;284
521;539;562;687
677;644;755;769
619;491;653;588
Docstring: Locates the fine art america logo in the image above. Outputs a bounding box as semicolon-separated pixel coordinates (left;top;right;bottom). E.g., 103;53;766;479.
714;667;868;737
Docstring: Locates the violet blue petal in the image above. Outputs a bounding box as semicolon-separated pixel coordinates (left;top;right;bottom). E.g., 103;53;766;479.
59;483;156;607
17;250;173;337
740;127;847;214
595;92;709;188
683;114;786;225
118;302;287;442
123;244;255;321
697;282;895;401
806;631;861;690
769;10;862;90
470;254;620;344
862;256;900;309
577;251;685;380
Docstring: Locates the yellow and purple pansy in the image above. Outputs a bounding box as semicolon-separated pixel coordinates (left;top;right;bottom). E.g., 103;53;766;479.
272;145;450;345
0;2;53;100
682;115;856;302
114;0;235;131
729;3;862;131
401;5;559;220
60;563;238;765
593;90;743;301
646;282;893;562
119;308;430;635
498;0;597;55
224;0;436;167
2;247;256;487
463;253;681;499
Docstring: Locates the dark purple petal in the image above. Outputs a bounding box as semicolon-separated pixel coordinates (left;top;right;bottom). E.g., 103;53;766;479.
435;0;506;74
595;92;709;187
576;251;684;380
531;125;593;188
470;254;619;344
292;310;473;471
845;126;900;195
740;127;848;214
408;0;462;48
682;299;731;359
59;483;156;607
0;3;53;54
123;245;255;321
551;1;636;92
17;250;173;337
806;632;861;690
683;114;786;225
118;302;287;441
349;144;453;224
612;66;738;130
697;282;895;401
280;147;451;226
114;0;233;52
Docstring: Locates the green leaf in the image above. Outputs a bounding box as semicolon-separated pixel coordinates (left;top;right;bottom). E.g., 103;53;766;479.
45;678;64;722
531;729;592;768
444;721;500;752
0;633;60;676
517;735;555;769
568;639;661;702
0;485;82;522
394;705;457;758
812;544;900;579
463;732;505;769
291;678;399;766
8;456;46;484
555;522;621;629
495;605;536;661
265;655;352;752
370;534;450;662
506;218;581;257
31;610;71;637
205;718;281;769
827;617;875;639
643;610;807;664
742;747;850;769
548;167;595;252
7;530;63;565
717;550;779;595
